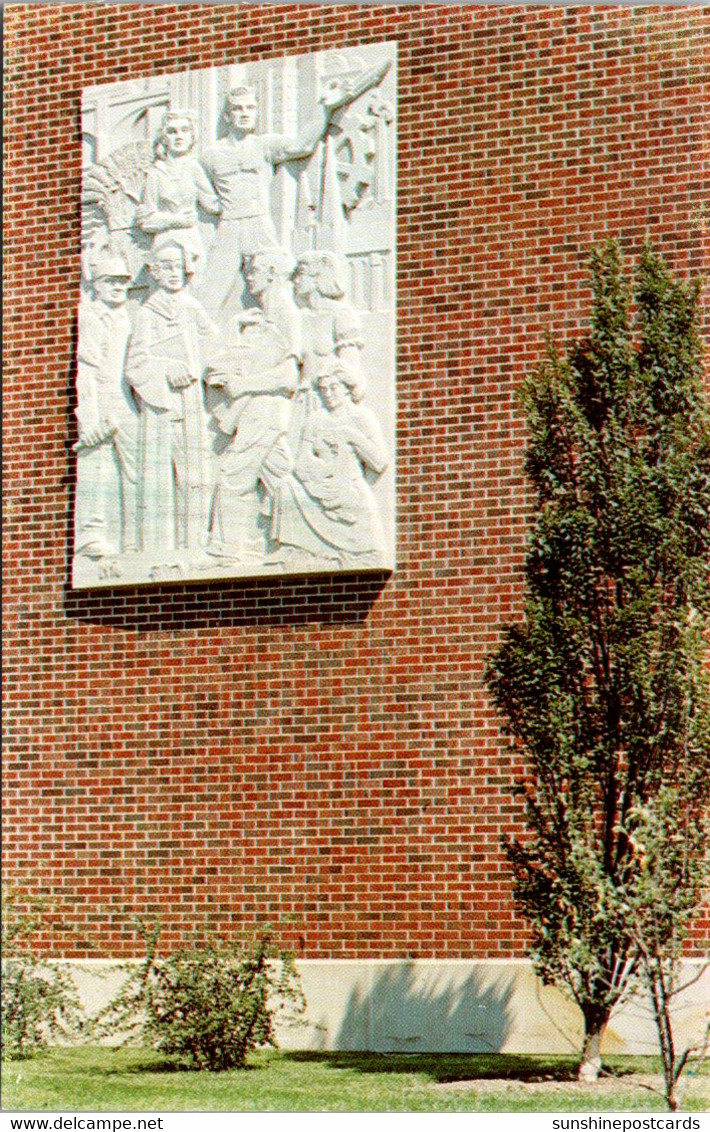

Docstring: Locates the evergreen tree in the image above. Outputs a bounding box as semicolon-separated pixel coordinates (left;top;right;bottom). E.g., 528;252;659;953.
486;242;710;1082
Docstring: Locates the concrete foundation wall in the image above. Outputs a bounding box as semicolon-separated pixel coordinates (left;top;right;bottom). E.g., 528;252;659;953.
65;958;710;1056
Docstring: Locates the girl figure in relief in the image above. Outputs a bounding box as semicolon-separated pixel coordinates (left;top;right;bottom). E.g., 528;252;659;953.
270;358;388;568
135;110;221;281
288;250;366;452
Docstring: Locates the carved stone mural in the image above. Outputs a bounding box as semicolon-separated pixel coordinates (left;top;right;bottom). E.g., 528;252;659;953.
73;43;396;588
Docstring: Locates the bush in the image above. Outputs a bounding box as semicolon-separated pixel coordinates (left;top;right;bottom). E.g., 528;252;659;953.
95;920;306;1071
1;890;84;1061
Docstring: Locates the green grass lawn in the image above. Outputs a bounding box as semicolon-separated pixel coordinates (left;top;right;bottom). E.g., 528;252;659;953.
3;1048;709;1112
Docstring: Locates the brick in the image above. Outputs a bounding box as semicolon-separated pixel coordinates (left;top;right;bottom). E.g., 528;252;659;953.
3;3;708;959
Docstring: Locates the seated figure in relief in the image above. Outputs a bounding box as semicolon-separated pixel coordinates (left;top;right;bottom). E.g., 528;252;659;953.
288;250;365;452
74;249;139;559
135;110;221;280
270;358;388;568
204;248;301;565
125;235;220;554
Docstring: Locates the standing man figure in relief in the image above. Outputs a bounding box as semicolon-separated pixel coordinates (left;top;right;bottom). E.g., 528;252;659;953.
204;248;301;565
74;251;138;559
199;59;391;319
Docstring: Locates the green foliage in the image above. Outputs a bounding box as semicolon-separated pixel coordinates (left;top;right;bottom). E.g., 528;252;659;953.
624;788;710;1110
1;889;84;1061
485;242;710;1062
95;920;306;1071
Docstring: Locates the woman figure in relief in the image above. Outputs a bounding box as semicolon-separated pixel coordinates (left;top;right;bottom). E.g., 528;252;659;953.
270;359;388;568
136;110;221;281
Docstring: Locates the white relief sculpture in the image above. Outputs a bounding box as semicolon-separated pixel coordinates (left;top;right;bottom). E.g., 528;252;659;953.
74;250;138;561
73;42;396;588
135;110;221;280
294;252;365;386
289;250;365;451
270;359;388;568
125;237;219;554
198;59;389;321
80;222;112;294
329;86;395;216
204;248;301;565
81;140;154;280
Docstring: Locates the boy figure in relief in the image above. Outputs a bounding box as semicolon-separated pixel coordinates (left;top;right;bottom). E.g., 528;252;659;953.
270;359;388;567
126;237;220;554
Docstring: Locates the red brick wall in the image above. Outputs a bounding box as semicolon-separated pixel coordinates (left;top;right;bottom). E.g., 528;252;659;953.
4;3;708;958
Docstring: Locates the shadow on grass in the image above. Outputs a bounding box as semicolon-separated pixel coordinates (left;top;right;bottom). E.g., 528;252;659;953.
281;1050;584;1084
33;1047;656;1085
107;1051;582;1084
50;1049;261;1076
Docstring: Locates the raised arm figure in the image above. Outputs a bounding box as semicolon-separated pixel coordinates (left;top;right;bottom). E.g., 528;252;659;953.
199;59;391;319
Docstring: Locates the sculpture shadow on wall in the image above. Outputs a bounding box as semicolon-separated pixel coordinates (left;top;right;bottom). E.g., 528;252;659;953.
62;569;391;632
301;962;515;1056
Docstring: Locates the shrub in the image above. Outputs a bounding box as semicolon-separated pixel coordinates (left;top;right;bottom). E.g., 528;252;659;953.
1;889;84;1060
95;920;306;1071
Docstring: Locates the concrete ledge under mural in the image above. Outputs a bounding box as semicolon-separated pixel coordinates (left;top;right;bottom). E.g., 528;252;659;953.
64;959;710;1056
73;42;397;589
